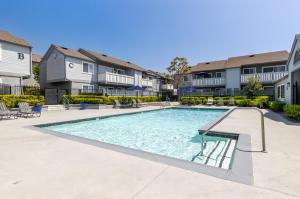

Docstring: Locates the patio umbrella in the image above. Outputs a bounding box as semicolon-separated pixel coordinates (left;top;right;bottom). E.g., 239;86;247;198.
128;85;145;97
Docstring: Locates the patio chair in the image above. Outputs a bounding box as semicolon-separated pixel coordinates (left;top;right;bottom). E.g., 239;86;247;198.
217;98;224;106
137;99;147;107
0;101;18;119
18;102;41;117
228;98;235;106
206;98;214;105
131;99;141;108
114;99;131;108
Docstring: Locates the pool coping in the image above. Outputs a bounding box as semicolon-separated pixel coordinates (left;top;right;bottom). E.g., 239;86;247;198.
27;107;253;185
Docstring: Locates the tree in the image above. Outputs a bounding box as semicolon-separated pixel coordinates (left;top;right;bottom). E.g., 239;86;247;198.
244;76;263;98
32;63;40;82
166;57;191;91
167;57;190;75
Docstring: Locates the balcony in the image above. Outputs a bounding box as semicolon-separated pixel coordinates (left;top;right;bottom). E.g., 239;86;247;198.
241;72;288;83
161;84;174;90
98;72;134;85
142;79;153;87
192;77;225;87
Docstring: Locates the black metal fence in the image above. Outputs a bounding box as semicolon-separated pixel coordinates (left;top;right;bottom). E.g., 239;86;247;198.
0;84;41;95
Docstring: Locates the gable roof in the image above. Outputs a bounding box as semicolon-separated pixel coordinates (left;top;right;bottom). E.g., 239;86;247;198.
190;50;289;73
226;50;288;68
32;54;42;63
79;48;146;72
53;45;94;62
0;30;32;47
286;34;300;67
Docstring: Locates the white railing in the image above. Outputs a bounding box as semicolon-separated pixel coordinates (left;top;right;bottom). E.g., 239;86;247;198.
241;72;288;83
161;84;174;90
142;79;153;87
192;78;225;86
98;72;134;85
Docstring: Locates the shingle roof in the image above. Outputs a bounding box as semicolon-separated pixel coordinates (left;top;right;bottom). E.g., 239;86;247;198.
191;60;227;72
79;48;146;72
190;51;289;73
226;50;288;68
0;30;32;47
53;45;94;62
32;54;42;63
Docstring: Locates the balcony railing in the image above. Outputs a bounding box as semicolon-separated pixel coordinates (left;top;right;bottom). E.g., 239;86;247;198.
161;84;174;90
241;72;288;83
192;77;225;87
98;72;134;85
142;79;153;87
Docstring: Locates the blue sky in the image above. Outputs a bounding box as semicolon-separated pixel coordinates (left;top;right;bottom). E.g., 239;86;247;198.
1;0;300;72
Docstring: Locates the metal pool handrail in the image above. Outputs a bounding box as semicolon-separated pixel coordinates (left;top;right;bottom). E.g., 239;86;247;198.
198;107;267;155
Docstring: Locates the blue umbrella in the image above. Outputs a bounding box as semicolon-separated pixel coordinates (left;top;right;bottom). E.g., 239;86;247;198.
128;85;144;97
128;86;145;91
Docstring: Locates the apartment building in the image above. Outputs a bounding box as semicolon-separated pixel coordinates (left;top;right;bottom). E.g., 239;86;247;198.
40;45;159;104
181;51;289;96
0;30;32;86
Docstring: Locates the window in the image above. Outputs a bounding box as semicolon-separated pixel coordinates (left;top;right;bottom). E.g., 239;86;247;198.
274;66;286;72
183;76;188;81
216;72;222;78
277;85;285;99
243;68;256;74
82;84;94;93
82;62;94;74
263;66;286;73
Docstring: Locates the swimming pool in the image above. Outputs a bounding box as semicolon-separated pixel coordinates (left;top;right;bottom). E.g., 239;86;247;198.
42;108;237;169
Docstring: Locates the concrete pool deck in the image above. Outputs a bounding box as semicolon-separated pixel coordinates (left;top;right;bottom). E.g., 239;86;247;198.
0;106;300;198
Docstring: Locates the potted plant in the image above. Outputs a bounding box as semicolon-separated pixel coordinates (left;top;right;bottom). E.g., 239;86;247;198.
33;102;43;113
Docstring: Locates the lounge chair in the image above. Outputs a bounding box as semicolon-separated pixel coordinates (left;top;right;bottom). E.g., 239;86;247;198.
137;99;147;107
228;98;235;106
206;98;214;105
217;98;224;106
114;99;131;108
0;101;18;119
18;102;41;117
131;99;141;108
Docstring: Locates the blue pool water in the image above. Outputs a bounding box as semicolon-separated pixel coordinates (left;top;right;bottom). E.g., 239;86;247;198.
44;108;237;169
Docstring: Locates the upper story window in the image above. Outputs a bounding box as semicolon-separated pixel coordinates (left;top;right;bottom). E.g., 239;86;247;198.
243;67;256;74
262;65;286;73
294;49;300;65
215;72;222;78
18;52;24;60
114;69;125;75
82;62;94;74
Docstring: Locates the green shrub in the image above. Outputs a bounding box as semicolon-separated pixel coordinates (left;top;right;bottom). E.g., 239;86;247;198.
283;105;300;121
0;95;45;108
269;101;285;112
236;99;250;107
65;95;161;105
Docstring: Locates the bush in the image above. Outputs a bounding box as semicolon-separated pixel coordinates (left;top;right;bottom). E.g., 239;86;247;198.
269;101;285;112
283;105;300;121
0;95;45;108
180;96;271;107
65;95;161;105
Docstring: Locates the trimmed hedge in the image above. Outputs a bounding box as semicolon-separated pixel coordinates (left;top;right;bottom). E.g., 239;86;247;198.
0;95;45;108
180;96;271;107
283;105;300;121
64;95;161;105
